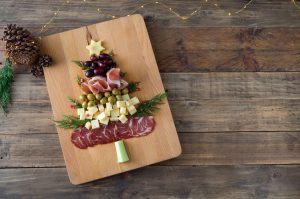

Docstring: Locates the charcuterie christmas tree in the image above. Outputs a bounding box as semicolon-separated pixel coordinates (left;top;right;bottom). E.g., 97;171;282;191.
54;39;167;163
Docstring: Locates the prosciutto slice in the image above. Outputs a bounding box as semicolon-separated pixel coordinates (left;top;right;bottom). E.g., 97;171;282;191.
71;116;155;149
107;68;121;88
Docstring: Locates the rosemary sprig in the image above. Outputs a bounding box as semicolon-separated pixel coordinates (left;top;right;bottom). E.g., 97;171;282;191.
0;58;13;114
53;115;90;129
76;74;82;85
134;92;167;116
127;82;140;93
68;96;82;109
72;60;91;70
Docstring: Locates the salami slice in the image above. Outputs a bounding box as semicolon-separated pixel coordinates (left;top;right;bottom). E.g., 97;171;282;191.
71;116;155;149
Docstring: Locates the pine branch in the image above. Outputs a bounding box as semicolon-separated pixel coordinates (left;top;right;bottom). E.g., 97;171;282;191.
127;82;140;93
0;58;13;114
135;92;167;116
72;60;91;70
67;96;82;109
53;115;90;129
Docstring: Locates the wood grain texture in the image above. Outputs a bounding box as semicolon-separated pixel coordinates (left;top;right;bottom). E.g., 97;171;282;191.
0;166;300;199
41;15;181;184
1;132;300;168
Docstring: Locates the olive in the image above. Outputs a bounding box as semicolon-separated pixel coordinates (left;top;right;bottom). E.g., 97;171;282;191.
112;88;119;95
116;95;122;101
81;101;88;109
88;101;95;107
95;93;103;100
79;94;87;102
87;94;95;101
122;88;129;94
85;69;94;77
104;91;111;98
108;96;117;104
100;97;108;105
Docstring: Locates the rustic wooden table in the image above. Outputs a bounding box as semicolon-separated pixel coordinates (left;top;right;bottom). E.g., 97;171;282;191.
0;0;300;198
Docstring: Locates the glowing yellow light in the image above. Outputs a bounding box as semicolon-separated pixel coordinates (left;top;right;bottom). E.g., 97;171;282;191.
141;5;144;8
66;0;69;3
205;0;208;2
155;1;159;4
112;16;116;18
54;12;57;15
181;16;188;20
228;12;231;16
214;3;218;6
43;25;47;28
97;8;100;11
244;6;247;8
169;8;172;10
127;14;130;16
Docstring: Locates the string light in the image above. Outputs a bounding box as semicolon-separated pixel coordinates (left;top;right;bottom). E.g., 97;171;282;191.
39;0;300;36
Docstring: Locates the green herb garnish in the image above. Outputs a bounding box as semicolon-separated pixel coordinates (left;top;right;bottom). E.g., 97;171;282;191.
68;96;82;109
127;82;140;93
72;60;90;70
53;115;90;129
76;74;82;85
135;92;167;116
0;58;13;114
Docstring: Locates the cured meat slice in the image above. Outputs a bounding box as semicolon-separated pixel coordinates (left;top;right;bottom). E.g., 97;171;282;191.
71;116;155;149
107;68;121;88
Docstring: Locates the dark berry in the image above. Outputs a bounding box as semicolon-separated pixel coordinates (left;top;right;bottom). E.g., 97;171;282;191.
96;61;107;68
99;53;110;60
90;55;97;61
91;62;96;68
84;61;93;67
94;67;105;76
85;69;94;77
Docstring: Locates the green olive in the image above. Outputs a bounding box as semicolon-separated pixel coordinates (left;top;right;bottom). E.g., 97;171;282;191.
116;95;122;101
81;101;88;109
87;94;95;101
95;93;103;100
79;94;87;102
104;91;111;98
108;96;117;104
100;97;108;105
112;88;119;95
87;101;95;107
122;88;129;94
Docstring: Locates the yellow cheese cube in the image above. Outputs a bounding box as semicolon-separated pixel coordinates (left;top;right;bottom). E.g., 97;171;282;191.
91;120;100;129
118;114;128;123
77;108;85;116
110;117;119;121
120;107;127;115
97;104;105;112
111;108;120;117
125;101;131;107
106;103;113;111
97;112;107;121
93;111;100;119
113;104;118;109
130;97;140;105
79;112;86;120
87;106;98;115
122;94;130;101
127;105;137;115
85;111;93;120
100;117;109;125
105;108;111;116
85;122;91;129
117;101;126;108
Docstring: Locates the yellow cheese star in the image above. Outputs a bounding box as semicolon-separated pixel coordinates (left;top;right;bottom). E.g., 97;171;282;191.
86;40;105;56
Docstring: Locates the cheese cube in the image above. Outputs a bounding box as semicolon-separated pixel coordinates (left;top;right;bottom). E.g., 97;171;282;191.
111;108;120;117
127;105;137;115
117;101;126;108
97;104;105;112
125;101;131;107
79;112;86;120
110;117;119;121
120;107;127;115
106;103;113;111
113;104;118;109
104;108;111;116
93;111;100;119
88;106;98;115
85;122;91;129
130;97;140;105
118;114;128;123
85;111;93;120
91;120;100;129
97;112;107;121
122;94;130;101
77;108;85;116
100;117;109;125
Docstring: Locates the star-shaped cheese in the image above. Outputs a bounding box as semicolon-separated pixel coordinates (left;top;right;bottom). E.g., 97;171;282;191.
86;40;105;56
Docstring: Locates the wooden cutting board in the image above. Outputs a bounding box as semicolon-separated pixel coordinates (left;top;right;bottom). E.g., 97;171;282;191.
41;14;181;185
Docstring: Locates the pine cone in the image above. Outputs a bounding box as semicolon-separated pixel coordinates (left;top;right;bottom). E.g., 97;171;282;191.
38;55;53;67
30;64;44;77
2;24;39;65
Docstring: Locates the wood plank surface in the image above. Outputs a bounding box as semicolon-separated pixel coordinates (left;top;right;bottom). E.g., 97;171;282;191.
1;131;300;168
0;166;299;199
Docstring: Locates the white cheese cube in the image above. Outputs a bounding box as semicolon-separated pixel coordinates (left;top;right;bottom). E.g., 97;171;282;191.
97;112;107;121
85;122;91;129
91;120;100;129
117;101;126;108
127;105;137;115
113;104;118;109
100;117;109;125
104;108;111;116
120;107;127;115
118;114;128;123
79;112;86;120
97;104;105;112
87;106;98;115
125;101;131;107
122;94;130;101
110;117;119;121
93;111;100;119
111;108;120;117
106;103;113;111
77;108;85;116
130;97;140;106
85;111;93;120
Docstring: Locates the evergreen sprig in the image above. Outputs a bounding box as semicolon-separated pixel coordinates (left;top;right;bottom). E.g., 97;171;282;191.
67;96;82;109
0;58;13;114
128;82;140;93
72;60;91;70
135;92;167;116
53;115;90;129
